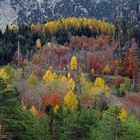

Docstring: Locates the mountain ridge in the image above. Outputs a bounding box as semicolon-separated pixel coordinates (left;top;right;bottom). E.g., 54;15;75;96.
0;0;140;32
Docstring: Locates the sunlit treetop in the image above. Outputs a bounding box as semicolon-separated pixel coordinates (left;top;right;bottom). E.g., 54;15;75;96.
44;17;115;35
92;77;110;95
94;77;105;88
0;68;9;81
43;69;57;82
63;90;78;111
70;56;77;71
118;108;128;122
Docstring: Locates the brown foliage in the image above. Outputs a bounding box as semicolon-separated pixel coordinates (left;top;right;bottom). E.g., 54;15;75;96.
123;39;139;79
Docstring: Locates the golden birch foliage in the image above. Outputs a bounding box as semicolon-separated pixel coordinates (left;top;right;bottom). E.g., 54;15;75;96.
44;17;115;35
94;77;105;88
92;77;110;95
64;91;78;111
80;74;110;96
70;56;77;71
62;18;68;30
0;68;9;81
45;21;58;34
43;69;57;82
27;72;39;87
36;39;41;49
69;17;80;29
118;108;128;122
43;70;75;92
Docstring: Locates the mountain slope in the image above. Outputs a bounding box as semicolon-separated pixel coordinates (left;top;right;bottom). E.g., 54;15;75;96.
0;0;140;31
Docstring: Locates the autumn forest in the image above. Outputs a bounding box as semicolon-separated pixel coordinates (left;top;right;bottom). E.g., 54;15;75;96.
0;17;140;140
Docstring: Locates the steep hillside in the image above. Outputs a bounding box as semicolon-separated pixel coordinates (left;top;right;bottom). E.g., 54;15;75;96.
1;0;140;31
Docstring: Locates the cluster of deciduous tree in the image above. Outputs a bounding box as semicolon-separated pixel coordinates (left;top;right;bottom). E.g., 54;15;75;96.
28;35;139;88
44;17;115;41
0;65;140;140
0;16;140;140
0;17;115;65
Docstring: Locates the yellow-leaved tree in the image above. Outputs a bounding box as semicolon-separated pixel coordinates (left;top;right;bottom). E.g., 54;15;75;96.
118;108;128;122
64;90;78;111
92;77;110;95
70;56;77;71
0;68;9;81
36;38;41;49
43;69;57;82
44;17;115;35
45;21;58;34
94;77;105;88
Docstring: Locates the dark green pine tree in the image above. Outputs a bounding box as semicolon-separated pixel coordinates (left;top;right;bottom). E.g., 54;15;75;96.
0;78;50;140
